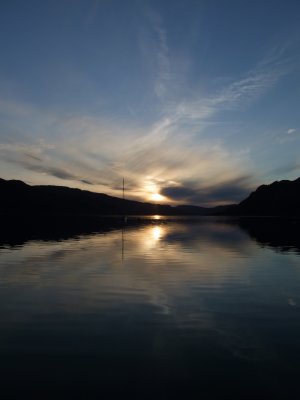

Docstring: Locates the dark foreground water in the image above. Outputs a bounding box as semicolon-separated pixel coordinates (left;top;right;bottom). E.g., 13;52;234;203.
1;216;300;399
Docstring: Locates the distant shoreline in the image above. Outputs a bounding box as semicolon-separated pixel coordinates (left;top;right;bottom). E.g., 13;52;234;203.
1;176;300;217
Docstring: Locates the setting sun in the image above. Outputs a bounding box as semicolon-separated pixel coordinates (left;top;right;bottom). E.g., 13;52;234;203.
150;193;165;202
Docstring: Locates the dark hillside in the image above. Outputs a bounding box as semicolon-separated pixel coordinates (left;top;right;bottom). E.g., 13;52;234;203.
233;178;300;216
0;178;210;216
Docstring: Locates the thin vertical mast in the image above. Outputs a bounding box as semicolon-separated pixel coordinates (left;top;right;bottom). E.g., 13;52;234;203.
122;178;125;263
122;178;127;223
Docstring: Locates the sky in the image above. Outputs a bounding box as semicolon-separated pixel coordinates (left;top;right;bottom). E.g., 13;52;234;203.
0;0;300;206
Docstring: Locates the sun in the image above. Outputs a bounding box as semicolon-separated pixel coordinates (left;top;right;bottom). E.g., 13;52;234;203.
150;193;165;202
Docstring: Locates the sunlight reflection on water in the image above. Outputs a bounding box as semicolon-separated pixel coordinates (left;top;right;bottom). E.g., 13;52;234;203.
1;217;300;398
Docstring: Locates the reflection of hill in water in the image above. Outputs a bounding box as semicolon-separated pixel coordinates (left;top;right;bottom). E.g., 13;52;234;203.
1;215;300;255
0;215;143;247
231;217;300;254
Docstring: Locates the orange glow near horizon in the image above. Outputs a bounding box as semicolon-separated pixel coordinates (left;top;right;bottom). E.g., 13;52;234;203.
142;225;166;249
150;193;165;202
152;226;163;240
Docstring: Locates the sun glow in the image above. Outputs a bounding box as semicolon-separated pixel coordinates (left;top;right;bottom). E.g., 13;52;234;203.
150;193;165;202
152;226;163;240
144;178;167;203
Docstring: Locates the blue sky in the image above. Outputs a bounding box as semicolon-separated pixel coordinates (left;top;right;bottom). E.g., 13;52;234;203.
1;0;300;206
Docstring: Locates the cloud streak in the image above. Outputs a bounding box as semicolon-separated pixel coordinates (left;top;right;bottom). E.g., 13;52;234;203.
150;11;171;100
161;176;252;206
0;108;254;204
0;19;297;205
0;142;91;184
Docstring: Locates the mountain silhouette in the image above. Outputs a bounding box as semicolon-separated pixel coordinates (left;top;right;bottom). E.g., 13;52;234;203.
0;178;216;216
230;177;300;216
1;177;300;216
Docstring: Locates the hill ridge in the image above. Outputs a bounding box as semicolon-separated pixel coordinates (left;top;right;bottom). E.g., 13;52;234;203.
0;178;215;216
2;177;300;216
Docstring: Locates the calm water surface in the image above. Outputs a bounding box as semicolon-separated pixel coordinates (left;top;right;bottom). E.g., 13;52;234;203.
1;217;300;399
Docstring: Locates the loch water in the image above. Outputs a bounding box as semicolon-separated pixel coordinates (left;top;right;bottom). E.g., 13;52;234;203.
1;216;300;399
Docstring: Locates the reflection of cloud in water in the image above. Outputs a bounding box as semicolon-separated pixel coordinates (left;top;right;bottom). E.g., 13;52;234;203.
2;219;300;364
1;220;299;317
0;220;254;318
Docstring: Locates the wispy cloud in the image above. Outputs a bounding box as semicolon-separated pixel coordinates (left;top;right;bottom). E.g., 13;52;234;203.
269;162;300;176
161;175;252;206
171;54;292;125
0;142;93;185
150;12;171;100
141;8;185;103
276;127;299;144
0;16;297;205
141;6;296;126
0;104;253;203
